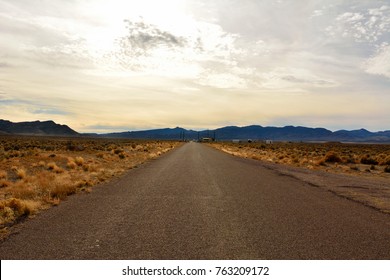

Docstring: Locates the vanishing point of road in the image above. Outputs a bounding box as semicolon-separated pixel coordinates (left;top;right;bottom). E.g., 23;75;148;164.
0;142;389;259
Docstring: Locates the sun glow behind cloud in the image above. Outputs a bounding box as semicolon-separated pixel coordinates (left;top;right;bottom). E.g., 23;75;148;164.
0;0;389;132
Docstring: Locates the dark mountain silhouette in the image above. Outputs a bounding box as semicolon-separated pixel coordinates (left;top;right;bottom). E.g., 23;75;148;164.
103;127;199;140
101;125;390;143
213;125;333;141
1;119;389;142
0;119;79;136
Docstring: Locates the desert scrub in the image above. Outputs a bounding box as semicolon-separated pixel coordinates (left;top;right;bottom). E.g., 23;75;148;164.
49;178;78;199
0;198;40;225
47;162;64;173
15;168;27;180
66;158;77;169
0;180;10;188
0;136;181;229
0;170;7;180
209;142;390;176
96;153;105;159
114;148;123;154
323;151;342;163
360;156;378;165
379;155;390;166
0;170;10;188
74;156;84;166
82;163;99;172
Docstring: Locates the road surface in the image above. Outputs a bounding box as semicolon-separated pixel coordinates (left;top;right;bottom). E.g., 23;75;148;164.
0;142;389;259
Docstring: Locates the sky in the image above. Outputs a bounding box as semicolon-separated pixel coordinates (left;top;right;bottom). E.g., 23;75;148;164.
0;0;390;133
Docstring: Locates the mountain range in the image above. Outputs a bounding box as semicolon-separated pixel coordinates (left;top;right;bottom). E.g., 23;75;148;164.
0;119;78;136
1;119;390;143
102;125;390;143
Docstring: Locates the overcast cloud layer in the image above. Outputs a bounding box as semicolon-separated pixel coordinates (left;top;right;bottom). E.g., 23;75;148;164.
0;0;389;132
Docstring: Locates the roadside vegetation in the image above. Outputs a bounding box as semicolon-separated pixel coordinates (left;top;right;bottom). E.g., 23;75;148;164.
0;136;180;233
209;141;390;177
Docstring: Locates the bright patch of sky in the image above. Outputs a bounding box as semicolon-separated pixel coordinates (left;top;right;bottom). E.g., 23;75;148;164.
0;0;389;132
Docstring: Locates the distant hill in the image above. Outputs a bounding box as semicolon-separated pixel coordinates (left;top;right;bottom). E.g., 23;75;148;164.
214;125;333;141
0;119;79;136
102;127;199;140
102;125;390;143
1;119;389;142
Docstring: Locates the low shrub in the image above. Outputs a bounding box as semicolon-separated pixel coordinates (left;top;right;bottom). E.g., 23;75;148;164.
0;179;10;188
50;183;77;199
66;158;77;169
323;151;342;163
11;181;36;200
74;157;84;166
379;155;390;166
360;156;378;165
0;170;7;180
47;162;64;173
0;198;40;225
16;168;27;180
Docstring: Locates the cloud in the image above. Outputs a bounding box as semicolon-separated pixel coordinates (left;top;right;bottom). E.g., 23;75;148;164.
364;44;390;78
0;3;96;70
0;62;11;68
281;75;335;87
0;98;17;104
327;5;390;43
112;18;242;65
198;71;248;89
104;18;251;88
0;98;69;115
119;20;187;55
24;39;94;69
257;68;337;90
109;19;191;72
32;108;70;116
81;124;139;133
311;9;324;18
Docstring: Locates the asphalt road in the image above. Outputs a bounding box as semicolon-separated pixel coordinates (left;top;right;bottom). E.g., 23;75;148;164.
1;142;389;259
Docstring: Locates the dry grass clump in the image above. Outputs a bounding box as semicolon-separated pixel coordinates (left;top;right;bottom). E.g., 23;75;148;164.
360;155;378;165
0;170;10;188
0;170;7;180
96;153;105;159
0;180;10;188
82;163;99;172
113;148;124;154
74;156;84;166
0;198;40;225
11;180;37;200
379;155;390;166
47;162;64;173
49;177;77;199
323;151;342;163
16;168;27;180
66;158;77;169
